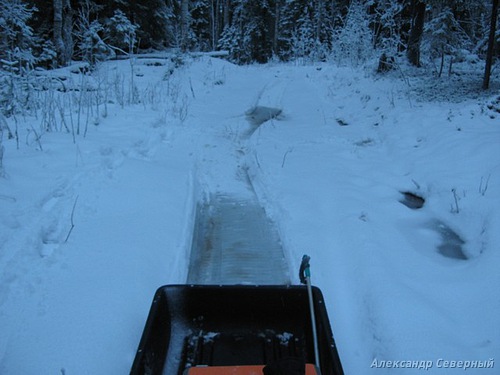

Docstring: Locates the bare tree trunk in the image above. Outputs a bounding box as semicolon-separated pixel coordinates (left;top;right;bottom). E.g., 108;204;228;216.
62;0;73;64
223;0;230;28
407;0;425;67
210;0;218;50
315;0;323;42
438;49;444;77
483;0;499;89
53;0;64;65
181;0;189;50
273;0;280;55
210;0;230;50
53;0;73;66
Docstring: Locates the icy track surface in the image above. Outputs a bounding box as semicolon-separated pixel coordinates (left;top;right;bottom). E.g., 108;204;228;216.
187;101;290;285
0;55;499;374
187;194;290;285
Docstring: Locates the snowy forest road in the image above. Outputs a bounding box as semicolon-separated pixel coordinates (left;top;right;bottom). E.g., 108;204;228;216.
1;56;498;374
186;106;290;285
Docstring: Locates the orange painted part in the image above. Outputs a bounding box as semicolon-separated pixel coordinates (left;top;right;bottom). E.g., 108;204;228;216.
185;363;318;375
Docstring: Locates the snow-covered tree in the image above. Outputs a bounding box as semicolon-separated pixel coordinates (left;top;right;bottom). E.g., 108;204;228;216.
205;0;232;50
279;1;315;60
105;9;138;54
369;0;404;52
218;0;275;64
277;0;333;61
158;0;179;48
424;6;471;76
0;0;36;64
137;0;176;49
0;0;37;117
77;19;112;64
218;24;252;64
190;0;212;50
290;10;317;60
74;1;113;64
333;0;374;66
107;0;173;50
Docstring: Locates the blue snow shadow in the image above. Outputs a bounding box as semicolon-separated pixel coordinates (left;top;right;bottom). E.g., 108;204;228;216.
430;219;467;260
399;192;467;260
243;106;283;137
245;106;282;127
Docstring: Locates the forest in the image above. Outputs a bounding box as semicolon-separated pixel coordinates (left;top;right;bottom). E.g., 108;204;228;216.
1;1;499;64
0;0;499;109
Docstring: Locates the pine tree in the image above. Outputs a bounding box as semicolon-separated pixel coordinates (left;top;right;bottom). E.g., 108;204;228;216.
278;1;312;60
163;0;181;48
114;0;173;49
290;5;317;60
0;0;36;64
204;0;230;50
74;1;113;64
105;9;138;53
191;0;211;50
218;0;275;64
369;0;404;52
333;0;374;66
0;0;37;116
424;6;470;76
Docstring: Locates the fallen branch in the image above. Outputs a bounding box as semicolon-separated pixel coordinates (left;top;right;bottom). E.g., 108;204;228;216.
451;188;460;214
65;195;79;243
479;174;491;196
282;147;293;168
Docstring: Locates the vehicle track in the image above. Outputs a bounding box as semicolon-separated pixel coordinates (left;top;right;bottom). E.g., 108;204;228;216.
187;106;290;285
187;194;290;284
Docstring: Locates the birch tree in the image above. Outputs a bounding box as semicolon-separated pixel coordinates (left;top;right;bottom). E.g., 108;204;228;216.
53;0;73;66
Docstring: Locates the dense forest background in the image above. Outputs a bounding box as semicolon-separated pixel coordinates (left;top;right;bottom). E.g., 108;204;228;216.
0;1;498;87
1;0;498;65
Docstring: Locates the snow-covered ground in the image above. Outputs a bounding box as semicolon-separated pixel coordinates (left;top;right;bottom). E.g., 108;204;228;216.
0;55;498;374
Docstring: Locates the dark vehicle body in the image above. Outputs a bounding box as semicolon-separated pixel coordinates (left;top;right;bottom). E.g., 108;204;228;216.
131;285;344;375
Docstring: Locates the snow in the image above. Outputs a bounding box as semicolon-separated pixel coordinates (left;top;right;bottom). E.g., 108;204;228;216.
0;55;499;374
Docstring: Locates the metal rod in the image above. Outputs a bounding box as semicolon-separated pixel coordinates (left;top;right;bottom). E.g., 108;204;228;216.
306;274;321;369
301;254;321;372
